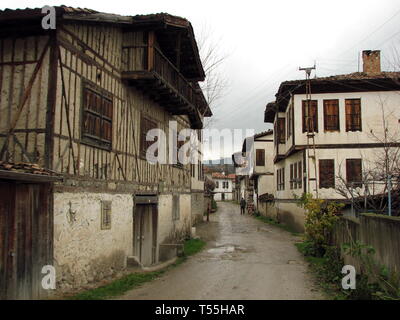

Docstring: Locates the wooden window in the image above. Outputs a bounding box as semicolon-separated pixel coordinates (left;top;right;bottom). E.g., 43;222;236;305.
287;105;293;140
293;162;298;189
82;83;113;150
277;118;286;143
172;195;180;220
277;167;285;191
256;149;265;166
101;200;112;230
323;99;339;131
302;100;318;133
140;115;158;158
298;161;302;189
319;159;335;188
290;164;294;189
346;159;362;187
216;181;219;188
345;99;362;132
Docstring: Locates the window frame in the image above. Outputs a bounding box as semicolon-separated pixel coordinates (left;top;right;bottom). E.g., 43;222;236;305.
277;118;286;143
302;100;318;133
319;159;335;189
256;149;265;166
345;99;362;132
81;81;113;150
100;200;112;230
346;158;362;188
323;99;340;132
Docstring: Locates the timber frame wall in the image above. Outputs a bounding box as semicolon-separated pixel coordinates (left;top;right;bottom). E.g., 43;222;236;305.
0;21;201;194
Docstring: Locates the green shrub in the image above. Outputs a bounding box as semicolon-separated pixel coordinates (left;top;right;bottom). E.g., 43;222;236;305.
296;193;343;257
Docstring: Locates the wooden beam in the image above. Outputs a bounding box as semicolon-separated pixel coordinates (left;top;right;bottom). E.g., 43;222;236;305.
147;31;155;71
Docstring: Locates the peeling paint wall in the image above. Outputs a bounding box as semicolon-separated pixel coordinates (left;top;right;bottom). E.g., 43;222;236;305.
53;192;133;290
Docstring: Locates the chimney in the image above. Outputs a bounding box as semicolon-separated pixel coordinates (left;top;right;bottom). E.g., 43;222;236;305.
362;50;381;74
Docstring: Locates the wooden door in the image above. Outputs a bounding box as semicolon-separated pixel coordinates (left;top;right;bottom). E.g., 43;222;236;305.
134;205;158;266
0;181;53;300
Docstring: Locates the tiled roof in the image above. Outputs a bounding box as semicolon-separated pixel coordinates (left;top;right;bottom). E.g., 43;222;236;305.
281;71;400;85
0;161;56;176
212;172;235;179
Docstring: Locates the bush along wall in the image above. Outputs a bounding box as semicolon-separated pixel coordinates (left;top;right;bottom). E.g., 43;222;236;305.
296;193;400;300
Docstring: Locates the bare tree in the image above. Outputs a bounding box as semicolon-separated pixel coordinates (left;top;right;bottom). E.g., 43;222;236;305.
335;100;400;216
197;25;230;127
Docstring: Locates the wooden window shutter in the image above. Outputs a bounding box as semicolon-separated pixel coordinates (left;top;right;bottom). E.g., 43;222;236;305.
302;100;318;133
319;159;335;188
298;161;302;189
256;149;265;166
346;159;362;187
323;100;339;131
290;164;293;189
278;118;286;143
345;99;361;132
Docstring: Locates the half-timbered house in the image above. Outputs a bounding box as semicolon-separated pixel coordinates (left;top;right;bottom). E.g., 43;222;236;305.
0;6;211;298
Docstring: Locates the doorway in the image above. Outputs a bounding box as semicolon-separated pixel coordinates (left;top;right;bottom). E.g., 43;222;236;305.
0;181;53;299
134;204;158;266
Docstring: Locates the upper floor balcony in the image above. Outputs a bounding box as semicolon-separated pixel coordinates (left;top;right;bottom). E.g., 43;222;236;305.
121;33;209;129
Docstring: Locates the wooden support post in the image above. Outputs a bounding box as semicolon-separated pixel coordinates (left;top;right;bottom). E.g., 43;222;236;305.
45;32;58;169
147;31;155;71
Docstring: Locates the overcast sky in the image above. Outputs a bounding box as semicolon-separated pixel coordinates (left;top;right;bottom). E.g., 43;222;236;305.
2;0;400;160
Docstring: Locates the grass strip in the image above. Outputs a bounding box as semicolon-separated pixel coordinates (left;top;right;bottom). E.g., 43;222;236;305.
68;238;206;300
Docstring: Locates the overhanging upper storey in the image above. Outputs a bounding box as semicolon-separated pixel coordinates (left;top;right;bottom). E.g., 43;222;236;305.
265;72;400;123
0;7;210;129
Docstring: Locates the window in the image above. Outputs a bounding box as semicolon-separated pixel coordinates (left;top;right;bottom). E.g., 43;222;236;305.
277;118;286;143
290;161;302;189
216;181;219;188
101;200;112;230
345;99;362;132
82;82;113;149
287;105;293;140
140;115;158;158
277;167;285;191
290;164;293;190
172;194;180;220
323;99;339;131
298;161;302;189
319;159;335;188
346;159;362;187
302;100;318;133
256;149;265;166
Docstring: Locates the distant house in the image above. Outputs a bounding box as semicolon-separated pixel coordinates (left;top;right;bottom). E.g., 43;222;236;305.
233;130;274;213
212;172;235;201
264;50;400;232
0;6;211;298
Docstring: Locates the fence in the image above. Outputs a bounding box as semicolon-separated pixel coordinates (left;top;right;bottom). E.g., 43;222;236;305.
332;213;400;277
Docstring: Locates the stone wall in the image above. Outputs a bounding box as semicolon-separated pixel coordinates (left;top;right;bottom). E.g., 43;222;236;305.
54;191;192;291
53;192;133;291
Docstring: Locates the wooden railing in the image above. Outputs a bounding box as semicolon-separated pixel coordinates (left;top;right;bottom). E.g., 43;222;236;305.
122;44;198;107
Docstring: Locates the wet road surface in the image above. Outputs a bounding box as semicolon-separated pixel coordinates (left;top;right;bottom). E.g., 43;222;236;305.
118;201;324;300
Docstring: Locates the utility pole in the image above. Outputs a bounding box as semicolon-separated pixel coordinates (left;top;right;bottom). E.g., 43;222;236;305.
299;63;318;198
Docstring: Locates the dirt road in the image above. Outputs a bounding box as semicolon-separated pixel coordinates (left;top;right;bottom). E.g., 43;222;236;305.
118;201;323;300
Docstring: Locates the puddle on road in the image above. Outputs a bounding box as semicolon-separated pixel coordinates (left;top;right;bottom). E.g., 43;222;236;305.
207;246;235;254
